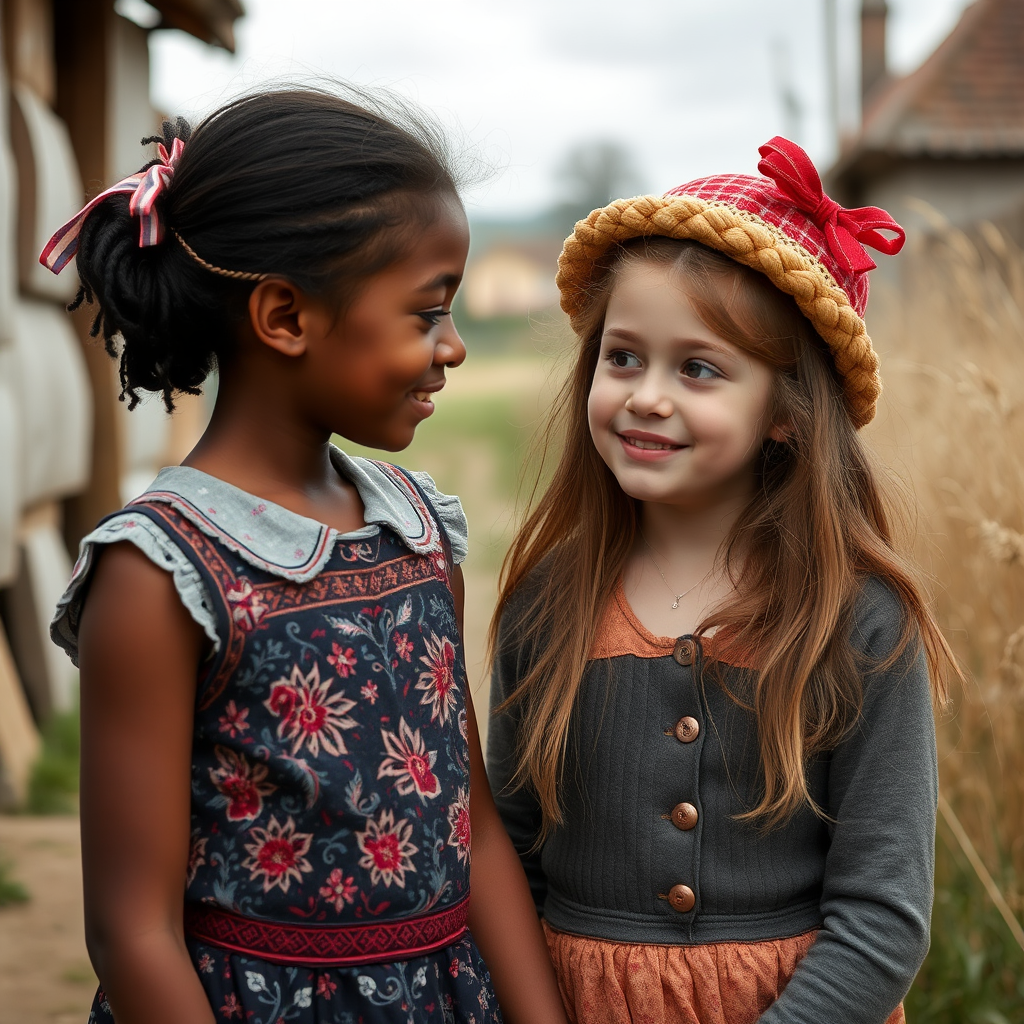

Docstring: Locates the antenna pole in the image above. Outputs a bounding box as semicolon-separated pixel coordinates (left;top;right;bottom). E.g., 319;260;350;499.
824;0;840;155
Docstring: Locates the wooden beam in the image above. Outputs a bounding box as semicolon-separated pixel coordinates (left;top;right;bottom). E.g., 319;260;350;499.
149;0;244;52
2;0;56;105
53;0;124;549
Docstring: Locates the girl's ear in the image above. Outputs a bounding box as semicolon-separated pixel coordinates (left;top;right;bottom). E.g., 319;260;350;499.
767;421;790;444
247;278;320;358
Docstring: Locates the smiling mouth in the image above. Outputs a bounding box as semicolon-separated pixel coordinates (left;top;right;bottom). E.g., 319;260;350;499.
410;391;435;403
620;435;683;451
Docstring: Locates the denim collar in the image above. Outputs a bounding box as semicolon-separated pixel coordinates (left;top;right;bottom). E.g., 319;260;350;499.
132;446;442;582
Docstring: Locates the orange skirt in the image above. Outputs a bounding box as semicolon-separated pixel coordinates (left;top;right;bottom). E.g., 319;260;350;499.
543;922;905;1024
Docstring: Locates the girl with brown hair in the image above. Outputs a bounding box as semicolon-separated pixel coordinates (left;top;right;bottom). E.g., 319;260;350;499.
486;137;956;1024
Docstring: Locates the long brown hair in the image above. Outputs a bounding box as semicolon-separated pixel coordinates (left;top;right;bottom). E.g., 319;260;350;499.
490;237;956;835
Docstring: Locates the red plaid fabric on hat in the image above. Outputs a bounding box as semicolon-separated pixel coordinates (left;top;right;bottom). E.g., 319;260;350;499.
664;138;908;319
664;173;870;316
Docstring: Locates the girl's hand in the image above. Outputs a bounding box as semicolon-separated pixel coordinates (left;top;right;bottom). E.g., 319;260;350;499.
77;542;215;1024
452;567;570;1024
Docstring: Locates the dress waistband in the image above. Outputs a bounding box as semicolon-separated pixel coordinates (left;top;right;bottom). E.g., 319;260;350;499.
184;896;470;967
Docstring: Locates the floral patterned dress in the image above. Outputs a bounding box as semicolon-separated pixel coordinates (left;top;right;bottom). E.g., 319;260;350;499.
52;449;501;1024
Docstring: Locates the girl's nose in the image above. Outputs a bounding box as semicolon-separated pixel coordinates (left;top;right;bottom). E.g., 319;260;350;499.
625;376;673;418
436;319;467;369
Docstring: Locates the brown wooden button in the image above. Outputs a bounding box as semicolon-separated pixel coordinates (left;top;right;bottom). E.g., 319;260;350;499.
673;637;696;666
671;802;698;830
667;884;695;913
674;716;699;743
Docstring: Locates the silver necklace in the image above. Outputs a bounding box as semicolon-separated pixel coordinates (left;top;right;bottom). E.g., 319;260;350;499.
642;534;714;610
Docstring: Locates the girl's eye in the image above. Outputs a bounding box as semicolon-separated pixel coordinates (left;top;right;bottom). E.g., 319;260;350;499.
417;308;451;327
608;350;641;369
682;359;721;380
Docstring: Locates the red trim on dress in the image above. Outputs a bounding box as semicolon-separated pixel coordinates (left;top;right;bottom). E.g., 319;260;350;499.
370;462;437;551
185;896;470;967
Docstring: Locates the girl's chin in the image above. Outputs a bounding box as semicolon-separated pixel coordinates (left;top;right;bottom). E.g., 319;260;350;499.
601;462;725;507
603;469;678;504
340;425;416;453
603;453;678;487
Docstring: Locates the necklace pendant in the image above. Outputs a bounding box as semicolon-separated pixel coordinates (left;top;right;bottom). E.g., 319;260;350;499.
671;599;680;609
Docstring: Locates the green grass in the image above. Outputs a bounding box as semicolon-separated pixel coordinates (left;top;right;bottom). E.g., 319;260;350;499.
907;828;1024;1023
451;310;536;357
60;962;98;986
25;706;80;815
0;857;28;906
450;298;561;359
369;392;531;487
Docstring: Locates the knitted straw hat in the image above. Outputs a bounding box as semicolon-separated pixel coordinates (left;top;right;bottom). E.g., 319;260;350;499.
555;137;906;428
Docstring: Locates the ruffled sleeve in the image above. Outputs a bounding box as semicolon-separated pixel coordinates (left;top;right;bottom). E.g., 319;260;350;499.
408;470;469;565
50;511;221;666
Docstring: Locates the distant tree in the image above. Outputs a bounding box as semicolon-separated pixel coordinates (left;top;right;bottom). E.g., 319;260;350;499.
550;140;644;234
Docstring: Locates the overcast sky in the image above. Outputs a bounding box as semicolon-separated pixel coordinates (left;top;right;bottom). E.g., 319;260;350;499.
139;0;974;219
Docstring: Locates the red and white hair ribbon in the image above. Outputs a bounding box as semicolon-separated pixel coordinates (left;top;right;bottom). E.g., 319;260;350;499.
39;138;185;275
756;136;905;275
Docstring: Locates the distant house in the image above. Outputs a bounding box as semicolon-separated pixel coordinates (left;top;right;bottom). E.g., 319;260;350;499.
829;0;1024;233
461;239;562;319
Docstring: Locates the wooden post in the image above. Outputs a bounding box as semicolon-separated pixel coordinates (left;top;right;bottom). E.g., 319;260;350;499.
52;0;124;550
2;0;56;105
0;618;40;808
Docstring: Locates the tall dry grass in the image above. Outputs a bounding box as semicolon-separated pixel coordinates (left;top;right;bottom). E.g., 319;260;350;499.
868;209;1024;1013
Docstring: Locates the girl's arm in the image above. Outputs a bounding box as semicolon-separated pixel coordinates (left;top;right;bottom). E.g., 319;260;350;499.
452;566;568;1024
77;542;215;1024
759;583;937;1024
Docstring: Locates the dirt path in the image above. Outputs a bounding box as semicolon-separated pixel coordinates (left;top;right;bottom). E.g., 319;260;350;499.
0;816;94;1024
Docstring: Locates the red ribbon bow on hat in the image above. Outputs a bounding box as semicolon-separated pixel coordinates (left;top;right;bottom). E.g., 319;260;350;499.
40;138;185;275
756;136;905;275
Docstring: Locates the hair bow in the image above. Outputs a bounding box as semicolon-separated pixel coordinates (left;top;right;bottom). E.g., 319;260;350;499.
756;136;905;275
40;138;185;275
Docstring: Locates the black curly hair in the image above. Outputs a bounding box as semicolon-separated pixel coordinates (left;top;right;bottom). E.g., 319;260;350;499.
71;88;463;411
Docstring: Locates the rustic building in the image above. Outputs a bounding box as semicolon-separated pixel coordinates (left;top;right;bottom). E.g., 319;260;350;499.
0;0;244;807
830;0;1024;233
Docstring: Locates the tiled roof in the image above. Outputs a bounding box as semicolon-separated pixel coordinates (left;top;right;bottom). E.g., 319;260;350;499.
843;0;1024;161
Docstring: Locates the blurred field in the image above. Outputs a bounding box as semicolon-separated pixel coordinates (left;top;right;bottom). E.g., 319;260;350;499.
868;216;1024;1020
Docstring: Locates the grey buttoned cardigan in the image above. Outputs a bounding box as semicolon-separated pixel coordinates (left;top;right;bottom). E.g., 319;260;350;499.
486;577;937;1024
